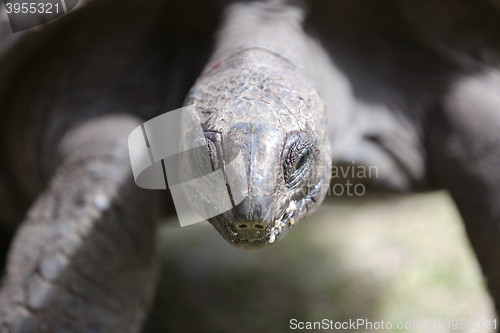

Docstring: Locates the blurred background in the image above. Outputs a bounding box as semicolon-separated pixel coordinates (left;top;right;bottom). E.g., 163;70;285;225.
144;191;495;333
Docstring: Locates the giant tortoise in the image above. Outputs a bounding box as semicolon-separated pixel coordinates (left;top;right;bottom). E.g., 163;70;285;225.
0;0;500;331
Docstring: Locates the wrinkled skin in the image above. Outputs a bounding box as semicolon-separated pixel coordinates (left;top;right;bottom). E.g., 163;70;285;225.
185;47;331;251
0;0;500;332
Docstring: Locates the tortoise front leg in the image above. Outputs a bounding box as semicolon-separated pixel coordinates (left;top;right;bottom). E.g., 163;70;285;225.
428;70;500;322
0;115;159;333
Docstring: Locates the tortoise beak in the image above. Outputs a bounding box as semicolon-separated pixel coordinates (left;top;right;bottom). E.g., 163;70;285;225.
223;121;283;211
205;121;288;248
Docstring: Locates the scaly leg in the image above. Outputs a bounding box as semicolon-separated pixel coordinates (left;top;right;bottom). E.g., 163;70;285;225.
0;115;159;333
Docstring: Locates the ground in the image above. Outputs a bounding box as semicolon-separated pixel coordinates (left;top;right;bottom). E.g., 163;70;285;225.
144;191;495;333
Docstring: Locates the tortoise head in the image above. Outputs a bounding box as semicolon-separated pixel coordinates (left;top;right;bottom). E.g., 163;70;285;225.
182;49;331;251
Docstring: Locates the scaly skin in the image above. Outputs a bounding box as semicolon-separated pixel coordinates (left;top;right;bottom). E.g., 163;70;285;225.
184;2;331;251
0;116;159;332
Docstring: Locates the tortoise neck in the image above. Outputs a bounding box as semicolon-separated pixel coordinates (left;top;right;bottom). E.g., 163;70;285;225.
208;1;313;73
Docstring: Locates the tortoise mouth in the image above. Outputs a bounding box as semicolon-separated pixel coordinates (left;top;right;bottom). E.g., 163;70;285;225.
208;179;324;251
207;200;303;252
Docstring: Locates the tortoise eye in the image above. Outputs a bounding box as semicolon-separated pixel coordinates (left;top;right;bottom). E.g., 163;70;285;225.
295;149;310;170
283;134;313;187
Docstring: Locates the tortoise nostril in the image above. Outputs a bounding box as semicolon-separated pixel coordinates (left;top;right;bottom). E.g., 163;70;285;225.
234;222;267;231
232;220;269;241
